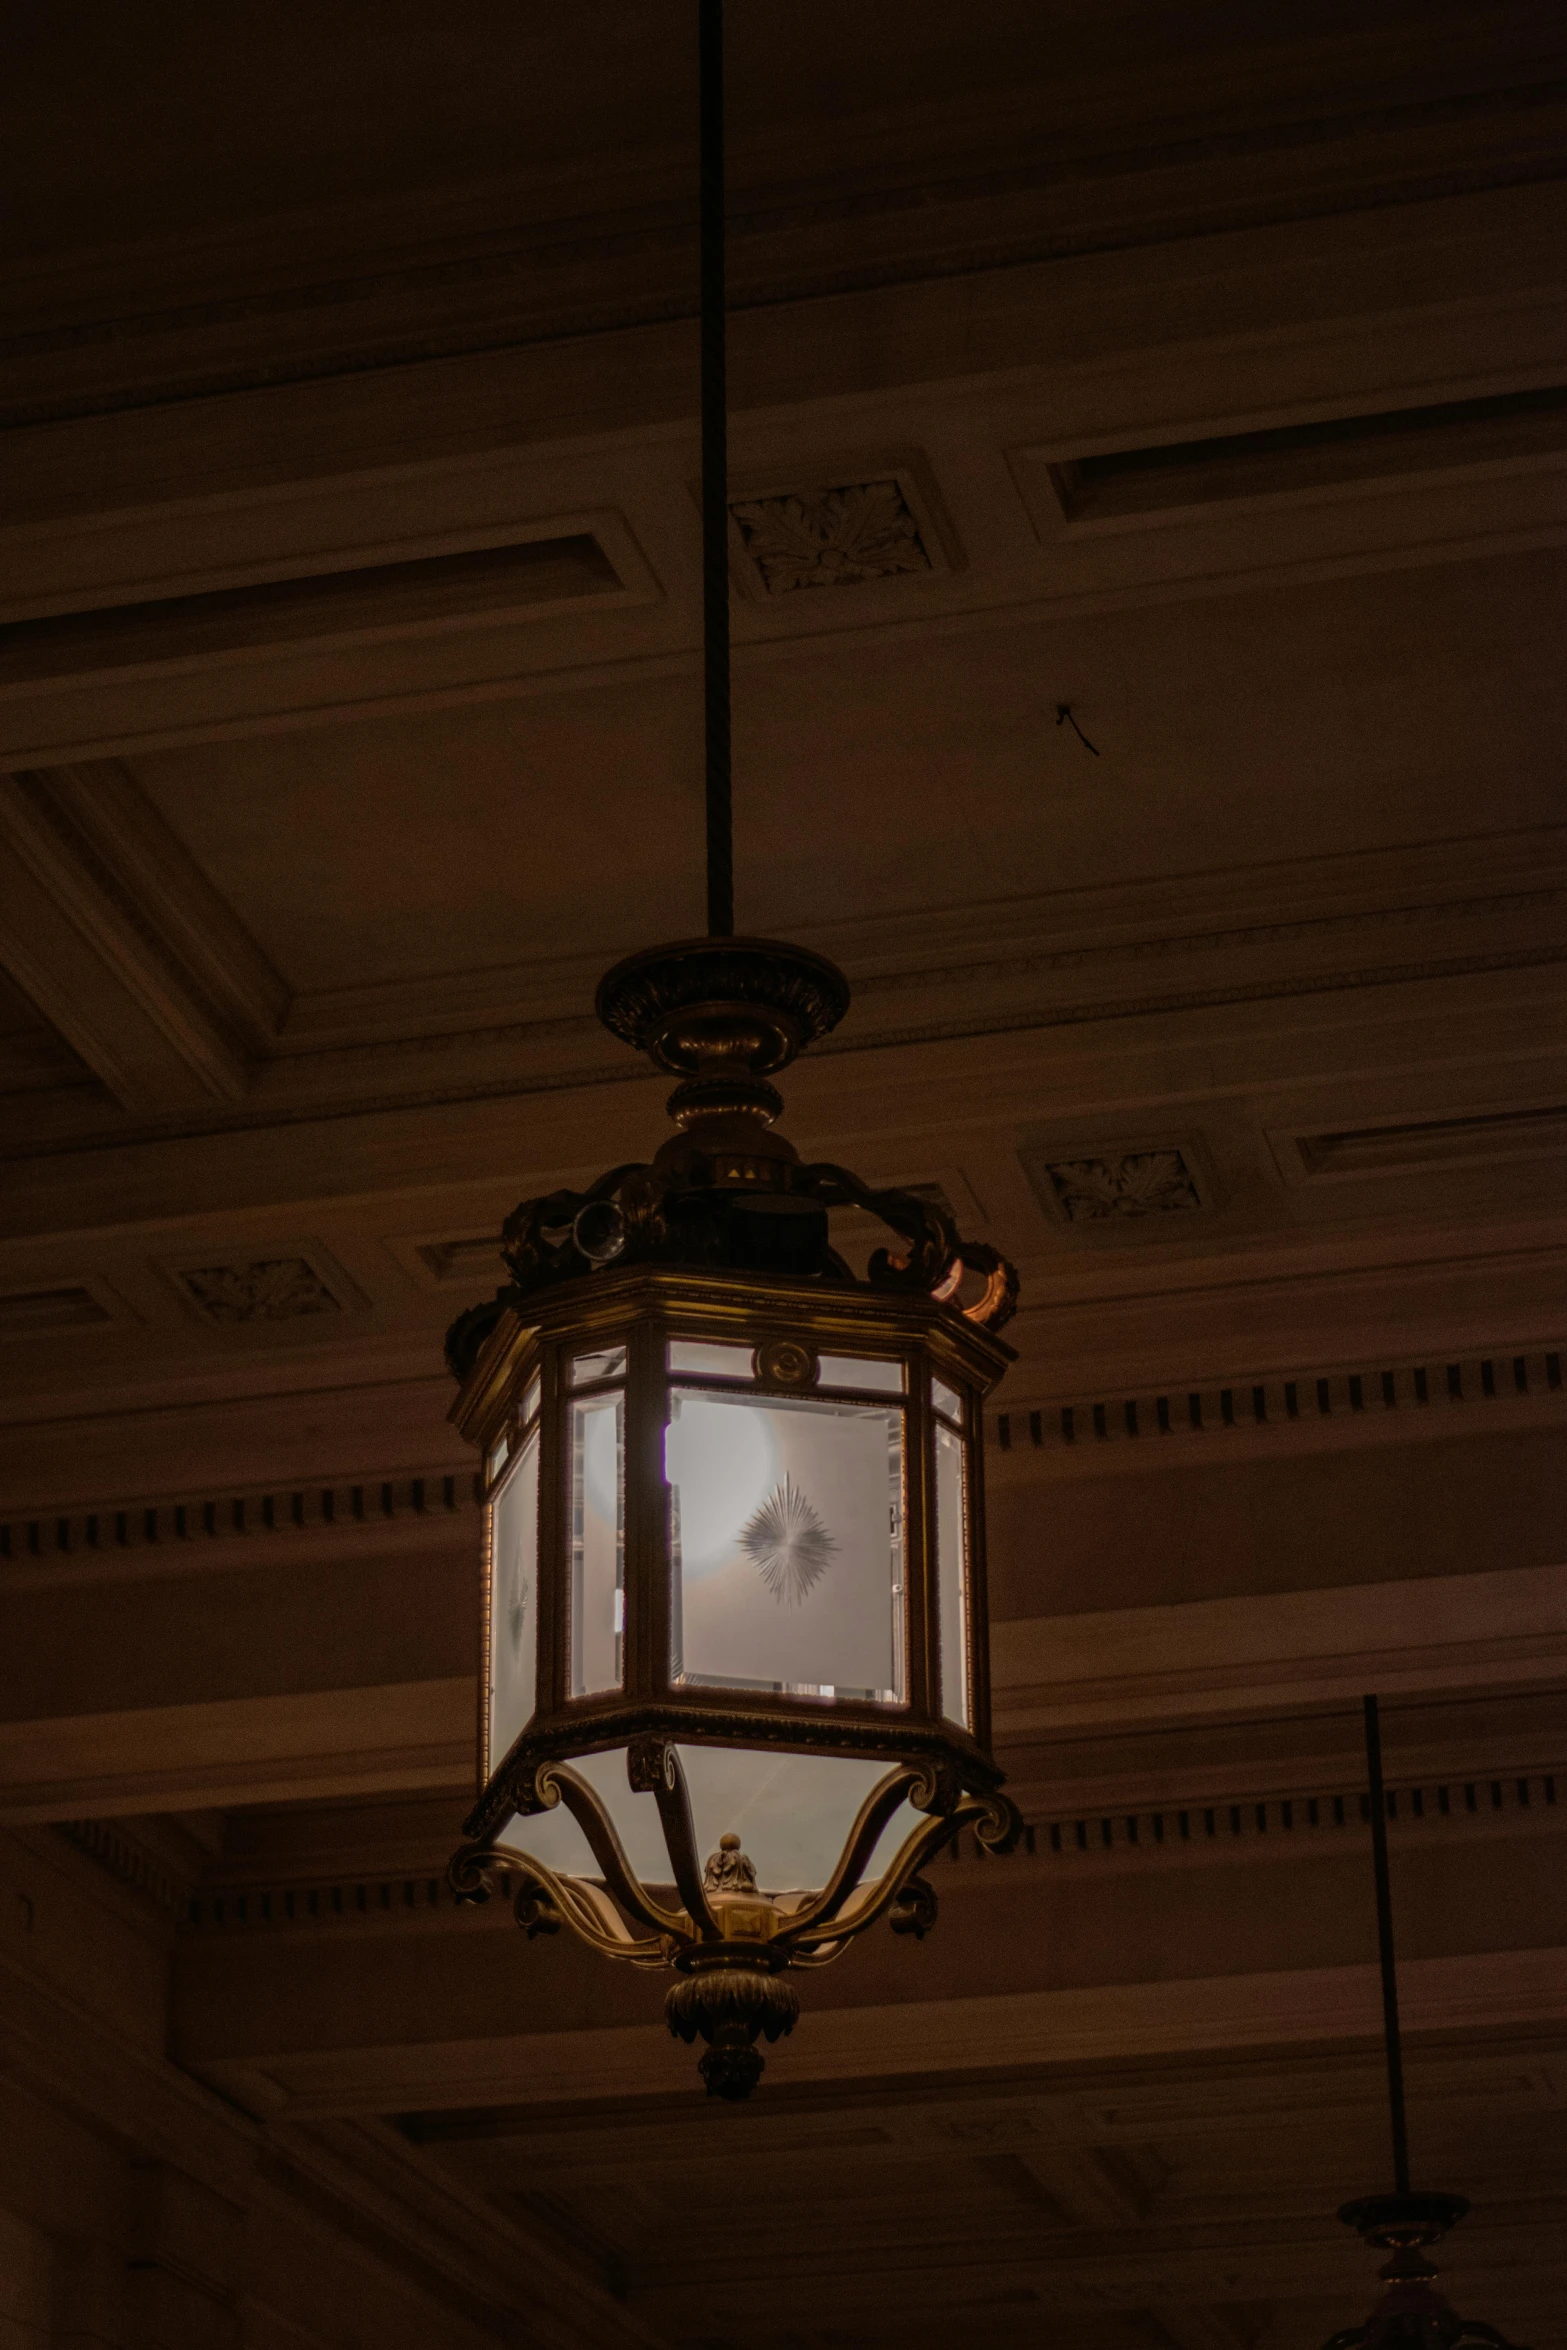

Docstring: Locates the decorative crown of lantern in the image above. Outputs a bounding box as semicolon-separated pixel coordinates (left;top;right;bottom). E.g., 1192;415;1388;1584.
445;935;1021;2096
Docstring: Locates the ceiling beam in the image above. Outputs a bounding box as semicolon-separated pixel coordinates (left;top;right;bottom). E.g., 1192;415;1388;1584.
0;1501;1561;1819
0;1680;473;1824
1017;2146;1151;2231
0;766;280;1110
1149;2306;1262;2350
170;1930;1567;2121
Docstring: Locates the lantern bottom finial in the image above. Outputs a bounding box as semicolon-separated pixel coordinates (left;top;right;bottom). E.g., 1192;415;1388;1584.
664;1831;801;2101
666;1948;800;2102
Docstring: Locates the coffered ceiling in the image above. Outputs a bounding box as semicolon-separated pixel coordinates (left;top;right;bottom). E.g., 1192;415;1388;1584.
0;6;1564;2348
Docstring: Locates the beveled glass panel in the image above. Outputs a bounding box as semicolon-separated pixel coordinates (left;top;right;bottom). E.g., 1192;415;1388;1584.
487;1427;539;1771
934;1419;970;1727
818;1353;904;1394
486;1431;509;1486
520;1371;542;1427
570;1391;624;1695
497;1745;921;1898
569;1346;627;1388
679;1747;920;1893
668;1338;755;1379
931;1373;963;1423
667;1387;905;1702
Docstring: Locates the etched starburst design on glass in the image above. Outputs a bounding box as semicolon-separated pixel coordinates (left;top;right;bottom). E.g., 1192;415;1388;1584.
739;1475;837;1606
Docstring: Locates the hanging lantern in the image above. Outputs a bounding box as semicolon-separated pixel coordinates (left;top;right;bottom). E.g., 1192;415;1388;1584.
443;1;1019;2097
446;937;1020;2096
1319;1702;1530;2350
1325;2195;1524;2350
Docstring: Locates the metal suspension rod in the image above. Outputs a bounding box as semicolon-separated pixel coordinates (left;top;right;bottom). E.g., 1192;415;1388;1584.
698;0;734;937
1363;1693;1411;2195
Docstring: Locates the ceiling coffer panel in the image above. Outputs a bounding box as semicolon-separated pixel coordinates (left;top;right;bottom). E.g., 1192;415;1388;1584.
1040;382;1567;527
0;531;626;686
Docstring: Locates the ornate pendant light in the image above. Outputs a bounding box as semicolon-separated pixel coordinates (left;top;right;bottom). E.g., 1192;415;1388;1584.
443;0;1021;2100
1323;1698;1530;2349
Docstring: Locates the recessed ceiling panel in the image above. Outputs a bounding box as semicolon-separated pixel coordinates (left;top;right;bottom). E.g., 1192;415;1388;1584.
128;681;707;996
128;541;1567;1002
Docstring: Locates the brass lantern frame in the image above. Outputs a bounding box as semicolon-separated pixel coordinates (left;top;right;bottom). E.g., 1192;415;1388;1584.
447;1258;1020;2095
443;925;1023;2095
456;1266;1010;1812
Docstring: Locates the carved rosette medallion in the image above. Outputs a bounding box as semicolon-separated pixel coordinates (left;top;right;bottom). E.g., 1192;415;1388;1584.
729;479;933;594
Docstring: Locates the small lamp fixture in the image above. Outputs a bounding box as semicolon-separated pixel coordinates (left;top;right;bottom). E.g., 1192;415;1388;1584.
443;1;1021;2099
1322;1698;1530;2350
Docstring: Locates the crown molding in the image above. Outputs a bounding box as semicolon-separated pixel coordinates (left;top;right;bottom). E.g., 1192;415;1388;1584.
297;824;1567;1044
0;1461;478;1590
992;1337;1566;1474
149;1760;1560;1936
0;817;1561;1161
3;1339;1560;1573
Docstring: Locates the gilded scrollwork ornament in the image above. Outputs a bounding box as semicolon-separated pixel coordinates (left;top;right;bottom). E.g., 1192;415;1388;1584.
445;938;1016;1381
448;1748;1022;2097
